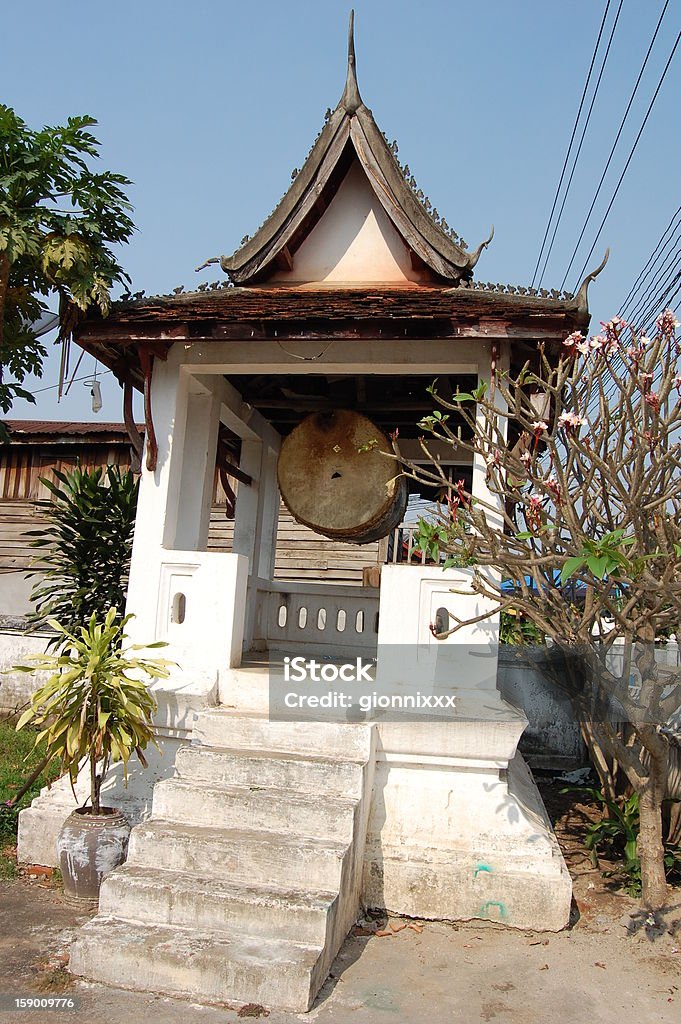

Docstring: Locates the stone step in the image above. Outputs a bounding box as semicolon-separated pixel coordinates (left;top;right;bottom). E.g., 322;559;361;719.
128;820;350;891
70;917;323;1013
151;779;358;841
100;865;337;946
175;744;366;799
193;708;372;762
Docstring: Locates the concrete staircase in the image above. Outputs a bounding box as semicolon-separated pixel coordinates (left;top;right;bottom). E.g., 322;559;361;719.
70;709;375;1012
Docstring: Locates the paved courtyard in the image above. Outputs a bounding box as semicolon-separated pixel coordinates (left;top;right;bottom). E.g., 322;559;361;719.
1;868;679;1024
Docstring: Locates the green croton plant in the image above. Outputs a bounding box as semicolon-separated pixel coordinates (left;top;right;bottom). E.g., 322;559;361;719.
15;609;171;814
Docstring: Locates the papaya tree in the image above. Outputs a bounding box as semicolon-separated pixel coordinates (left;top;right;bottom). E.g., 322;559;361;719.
398;309;680;910
0;105;134;435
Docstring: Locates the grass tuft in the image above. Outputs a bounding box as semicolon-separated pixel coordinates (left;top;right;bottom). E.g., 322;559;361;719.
0;716;62;845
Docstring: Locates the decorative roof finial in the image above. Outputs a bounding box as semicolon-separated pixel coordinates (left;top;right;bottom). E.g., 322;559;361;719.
340;10;362;115
575;248;609;313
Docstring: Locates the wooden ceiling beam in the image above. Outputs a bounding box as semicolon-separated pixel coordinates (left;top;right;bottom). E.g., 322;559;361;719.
274;245;294;272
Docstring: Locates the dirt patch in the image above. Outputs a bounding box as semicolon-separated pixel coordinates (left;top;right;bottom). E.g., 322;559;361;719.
0;799;680;1024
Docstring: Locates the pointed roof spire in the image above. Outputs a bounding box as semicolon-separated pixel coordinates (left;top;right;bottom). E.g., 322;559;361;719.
217;11;493;285
340;10;362;114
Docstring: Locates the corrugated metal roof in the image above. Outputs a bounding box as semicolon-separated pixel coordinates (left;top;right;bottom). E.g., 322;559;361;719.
3;420;143;438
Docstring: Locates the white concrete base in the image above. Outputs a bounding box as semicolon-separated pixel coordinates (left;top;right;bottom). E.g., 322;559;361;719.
0;629;53;715
359;687;572;932
363;752;571;932
16;732;186;867
19;644;572;1012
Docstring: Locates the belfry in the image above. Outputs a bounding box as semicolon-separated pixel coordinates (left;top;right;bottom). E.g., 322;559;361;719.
19;12;605;1012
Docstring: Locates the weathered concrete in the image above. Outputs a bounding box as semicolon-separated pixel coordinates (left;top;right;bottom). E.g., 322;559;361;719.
364;753;571;932
0;628;52;714
16;731;185;868
497;646;586;768
70;713;376;1012
2;873;680;1024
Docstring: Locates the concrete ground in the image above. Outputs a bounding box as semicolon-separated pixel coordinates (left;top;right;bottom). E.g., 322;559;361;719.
1;780;680;1023
1;870;680;1024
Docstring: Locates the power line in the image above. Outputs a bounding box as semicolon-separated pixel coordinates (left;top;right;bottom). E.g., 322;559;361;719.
29;367;113;396
536;0;624;289
530;0;613;288
572;28;681;290
560;0;671;291
639;268;681;333
625;241;681;326
599;259;681;405
599;208;681;403
618;206;681;314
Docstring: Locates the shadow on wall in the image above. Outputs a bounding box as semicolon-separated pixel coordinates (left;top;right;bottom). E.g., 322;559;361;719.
497;646;587;770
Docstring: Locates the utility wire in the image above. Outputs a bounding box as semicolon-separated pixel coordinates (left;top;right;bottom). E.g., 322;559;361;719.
639;268;681;333
560;0;671;291
600;209;681;399
572;28;681;290
530;0;612;288
536;0;624;289
29;367;113;396
618;206;681;314
600;205;681;403
600;261;681;402
625;241;681;326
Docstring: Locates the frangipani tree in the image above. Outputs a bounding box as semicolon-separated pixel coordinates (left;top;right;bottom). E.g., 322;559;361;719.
400;310;681;910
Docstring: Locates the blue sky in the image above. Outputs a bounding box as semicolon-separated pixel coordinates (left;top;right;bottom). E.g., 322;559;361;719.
3;0;679;421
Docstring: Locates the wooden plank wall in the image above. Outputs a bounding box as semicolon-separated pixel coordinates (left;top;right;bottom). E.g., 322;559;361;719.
0;444;127;501
1;449;383;591
207;502;382;586
0;444;136;590
0;499;41;582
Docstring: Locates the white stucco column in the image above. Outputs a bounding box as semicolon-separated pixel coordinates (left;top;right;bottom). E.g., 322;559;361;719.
471;341;509;532
233;435;280;650
232;439;280;581
125;349;249;679
173;382;221;551
126;346;190;638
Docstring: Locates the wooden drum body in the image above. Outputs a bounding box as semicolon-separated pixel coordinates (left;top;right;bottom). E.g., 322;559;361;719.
277;410;407;545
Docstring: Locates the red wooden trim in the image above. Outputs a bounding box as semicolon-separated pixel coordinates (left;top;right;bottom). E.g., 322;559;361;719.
137;347;158;472
490;341;499;396
122;381;144;470
218;466;236;518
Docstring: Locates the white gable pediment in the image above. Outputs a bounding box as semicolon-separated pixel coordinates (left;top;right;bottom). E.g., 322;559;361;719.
270;161;427;285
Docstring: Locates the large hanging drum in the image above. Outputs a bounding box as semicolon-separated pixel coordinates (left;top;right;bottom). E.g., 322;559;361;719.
277;409;408;545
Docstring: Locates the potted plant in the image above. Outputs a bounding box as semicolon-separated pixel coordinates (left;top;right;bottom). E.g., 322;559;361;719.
14;607;171;901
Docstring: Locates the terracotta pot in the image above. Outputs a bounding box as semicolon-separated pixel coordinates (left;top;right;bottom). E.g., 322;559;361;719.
56;807;130;902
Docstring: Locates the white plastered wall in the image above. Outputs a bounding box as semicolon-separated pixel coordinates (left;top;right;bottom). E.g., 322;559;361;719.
270;160;427;285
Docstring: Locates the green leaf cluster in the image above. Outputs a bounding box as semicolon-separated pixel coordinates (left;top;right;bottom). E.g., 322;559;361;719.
0;104;134;417
13;608;172;813
26;464;138;642
412;518;475;568
417;409;450;430
0;718;62;844
559;529;636;584
499;610;545;646
563;785;681;896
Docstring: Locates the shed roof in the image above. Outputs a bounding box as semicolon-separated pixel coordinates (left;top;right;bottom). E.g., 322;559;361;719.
2;421;141;443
